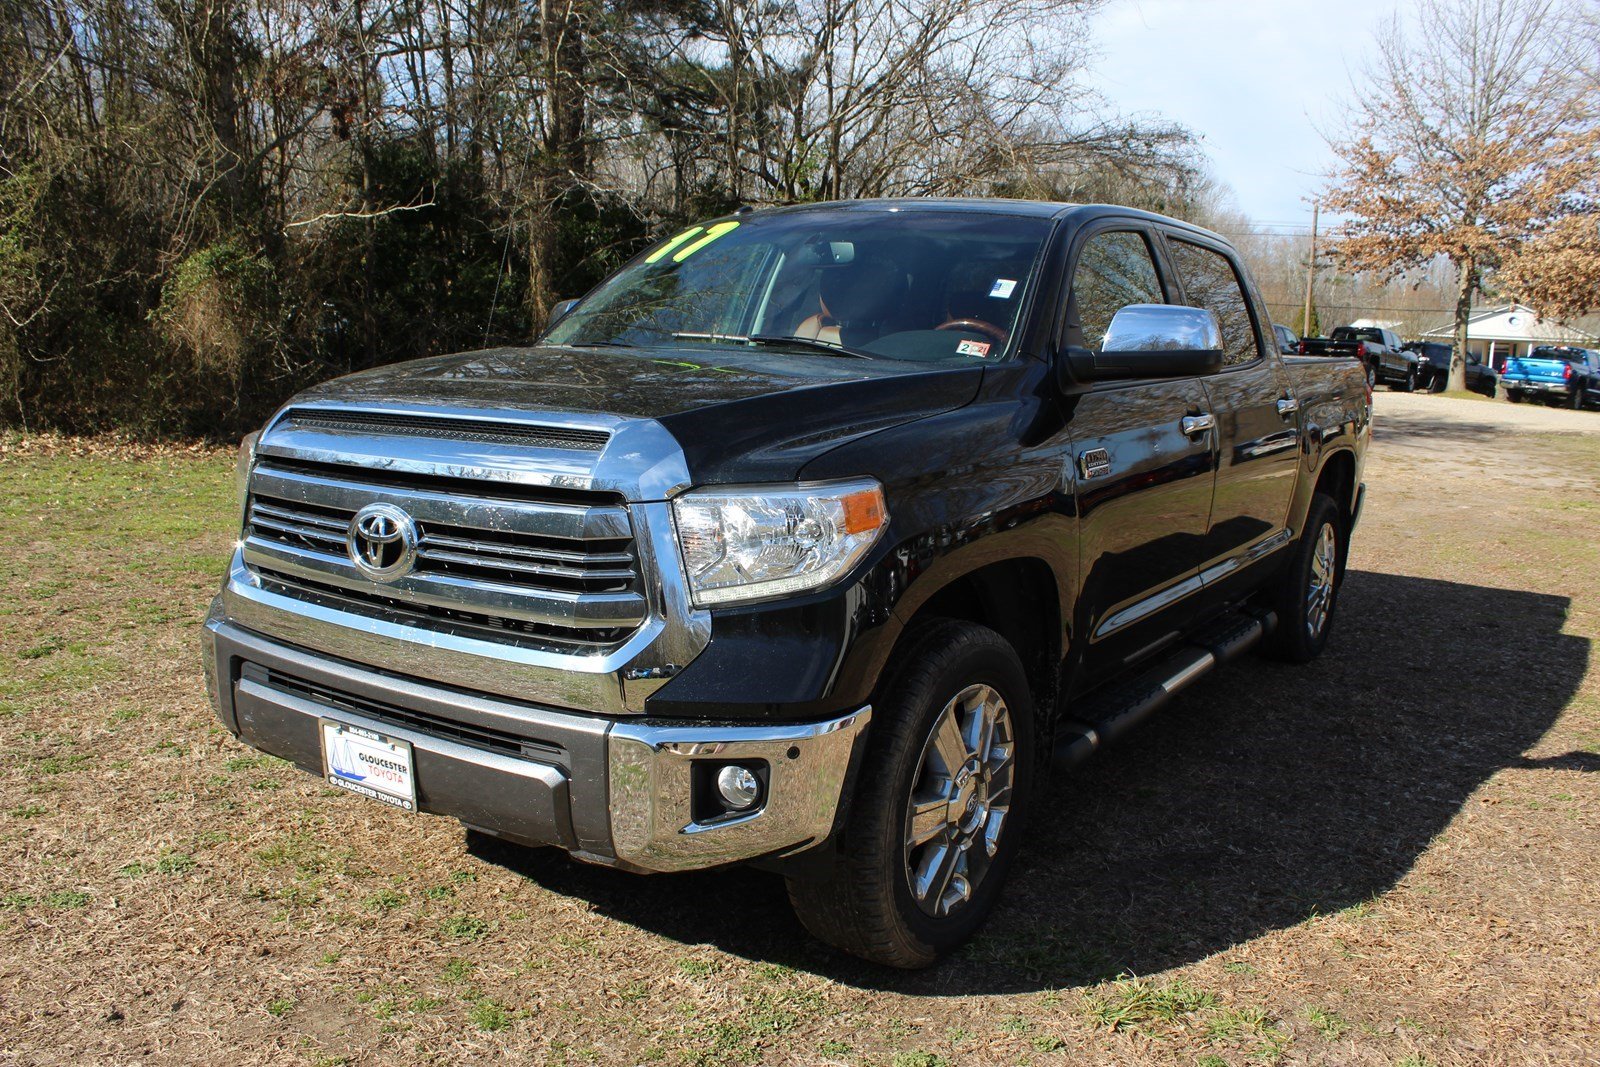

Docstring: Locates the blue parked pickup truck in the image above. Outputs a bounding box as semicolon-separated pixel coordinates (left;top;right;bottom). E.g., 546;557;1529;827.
1501;346;1600;408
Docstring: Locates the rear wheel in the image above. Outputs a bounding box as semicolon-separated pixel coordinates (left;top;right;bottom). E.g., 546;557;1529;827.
1506;389;1524;404
1425;369;1445;394
1401;367;1417;393
786;619;1034;968
1571;385;1587;410
1264;493;1344;664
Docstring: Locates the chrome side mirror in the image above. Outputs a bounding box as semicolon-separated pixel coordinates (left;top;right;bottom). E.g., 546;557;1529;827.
1062;304;1225;383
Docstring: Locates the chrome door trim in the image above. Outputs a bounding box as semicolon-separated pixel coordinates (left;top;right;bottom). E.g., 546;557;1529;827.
1197;527;1293;585
1093;574;1205;639
1093;528;1293;641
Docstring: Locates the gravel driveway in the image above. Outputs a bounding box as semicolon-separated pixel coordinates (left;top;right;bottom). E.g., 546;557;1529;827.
1376;388;1600;434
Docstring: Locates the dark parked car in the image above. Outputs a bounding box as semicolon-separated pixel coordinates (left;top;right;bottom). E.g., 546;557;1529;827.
1403;342;1496;397
204;200;1370;967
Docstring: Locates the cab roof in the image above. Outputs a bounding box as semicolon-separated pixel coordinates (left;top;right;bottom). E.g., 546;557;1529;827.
739;198;1223;238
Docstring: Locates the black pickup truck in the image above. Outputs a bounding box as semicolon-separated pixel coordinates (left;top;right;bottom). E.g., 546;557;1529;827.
204;200;1370;967
1299;326;1416;389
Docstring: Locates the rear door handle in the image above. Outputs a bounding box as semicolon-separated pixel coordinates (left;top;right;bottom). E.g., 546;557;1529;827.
1181;413;1215;437
1276;396;1300;417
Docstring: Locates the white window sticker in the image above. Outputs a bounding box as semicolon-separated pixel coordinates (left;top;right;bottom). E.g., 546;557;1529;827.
989;278;1017;299
956;339;992;358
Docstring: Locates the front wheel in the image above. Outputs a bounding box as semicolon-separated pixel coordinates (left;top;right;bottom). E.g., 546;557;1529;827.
787;620;1035;968
1264;493;1344;664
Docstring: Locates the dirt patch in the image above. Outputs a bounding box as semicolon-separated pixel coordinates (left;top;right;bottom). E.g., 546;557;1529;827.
1;406;1597;1066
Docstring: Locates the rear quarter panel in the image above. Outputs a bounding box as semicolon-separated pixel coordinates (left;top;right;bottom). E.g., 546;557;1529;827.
1281;356;1370;531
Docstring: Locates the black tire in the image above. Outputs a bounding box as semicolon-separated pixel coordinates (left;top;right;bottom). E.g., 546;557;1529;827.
1571;385;1586;410
786;619;1035;968
1425;369;1445;394
1401;367;1417;393
1264;493;1344;664
1506;389;1523;404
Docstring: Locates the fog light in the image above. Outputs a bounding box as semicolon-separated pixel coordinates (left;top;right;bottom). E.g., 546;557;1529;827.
716;765;762;810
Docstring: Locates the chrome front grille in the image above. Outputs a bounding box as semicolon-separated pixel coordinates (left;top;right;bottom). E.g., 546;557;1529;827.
241;457;646;649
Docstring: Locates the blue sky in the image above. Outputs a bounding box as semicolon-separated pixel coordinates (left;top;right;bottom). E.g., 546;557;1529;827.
1091;0;1402;226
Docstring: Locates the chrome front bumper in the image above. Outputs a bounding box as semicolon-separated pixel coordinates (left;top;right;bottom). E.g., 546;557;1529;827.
204;615;870;873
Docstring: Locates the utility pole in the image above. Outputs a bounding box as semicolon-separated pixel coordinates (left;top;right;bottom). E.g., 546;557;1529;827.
1302;201;1319;337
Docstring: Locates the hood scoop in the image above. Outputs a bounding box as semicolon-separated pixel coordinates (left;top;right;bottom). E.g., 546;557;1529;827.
280;407;611;452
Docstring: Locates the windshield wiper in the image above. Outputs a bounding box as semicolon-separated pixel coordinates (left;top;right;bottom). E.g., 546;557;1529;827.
749;334;874;359
671;331;873;360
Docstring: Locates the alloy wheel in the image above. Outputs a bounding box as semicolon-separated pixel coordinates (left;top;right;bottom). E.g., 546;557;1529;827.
1306;521;1338;638
903;684;1016;918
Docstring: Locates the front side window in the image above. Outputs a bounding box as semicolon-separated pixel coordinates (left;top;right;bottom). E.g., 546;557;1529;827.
544;210;1053;363
1069;230;1164;349
1168;239;1261;366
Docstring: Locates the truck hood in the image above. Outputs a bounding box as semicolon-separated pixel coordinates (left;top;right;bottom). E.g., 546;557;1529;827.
285;344;985;484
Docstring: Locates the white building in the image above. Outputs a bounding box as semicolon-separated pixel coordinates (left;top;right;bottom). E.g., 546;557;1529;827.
1421;303;1598;371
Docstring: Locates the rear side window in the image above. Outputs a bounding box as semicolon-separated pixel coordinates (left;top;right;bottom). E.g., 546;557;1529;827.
1070;230;1164;349
1169;239;1261;366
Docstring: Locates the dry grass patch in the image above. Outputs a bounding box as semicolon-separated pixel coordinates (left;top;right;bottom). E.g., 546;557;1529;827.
1;420;1598;1065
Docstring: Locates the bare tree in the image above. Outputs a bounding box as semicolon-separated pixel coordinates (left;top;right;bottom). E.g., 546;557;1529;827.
0;0;1203;434
1322;0;1598;390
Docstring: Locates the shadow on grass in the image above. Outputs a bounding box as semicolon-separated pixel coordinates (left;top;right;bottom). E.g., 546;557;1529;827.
469;570;1586;995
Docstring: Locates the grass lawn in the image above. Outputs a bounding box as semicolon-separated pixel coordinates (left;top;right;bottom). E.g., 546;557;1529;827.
1;426;1597;1066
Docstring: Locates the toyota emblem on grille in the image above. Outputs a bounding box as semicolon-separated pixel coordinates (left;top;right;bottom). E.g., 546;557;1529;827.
346;503;418;582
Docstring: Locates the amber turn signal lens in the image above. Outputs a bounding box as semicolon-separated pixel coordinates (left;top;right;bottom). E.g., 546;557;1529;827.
840;486;887;535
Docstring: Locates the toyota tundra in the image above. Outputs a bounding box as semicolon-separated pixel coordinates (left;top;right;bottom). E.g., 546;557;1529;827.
203;200;1371;967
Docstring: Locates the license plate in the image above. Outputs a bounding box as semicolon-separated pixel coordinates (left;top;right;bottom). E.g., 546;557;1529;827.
320;720;417;812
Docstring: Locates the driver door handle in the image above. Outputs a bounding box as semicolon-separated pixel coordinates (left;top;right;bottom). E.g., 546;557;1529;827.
1276;396;1300;417
1181;413;1215;437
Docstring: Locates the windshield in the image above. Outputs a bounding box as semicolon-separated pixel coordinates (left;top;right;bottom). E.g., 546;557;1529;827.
544;209;1053;362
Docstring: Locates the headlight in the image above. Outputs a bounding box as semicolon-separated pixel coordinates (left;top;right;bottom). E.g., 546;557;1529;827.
235;430;259;533
672;478;888;606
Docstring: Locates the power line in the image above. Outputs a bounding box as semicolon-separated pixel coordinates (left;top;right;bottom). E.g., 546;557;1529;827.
1263;302;1462;315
